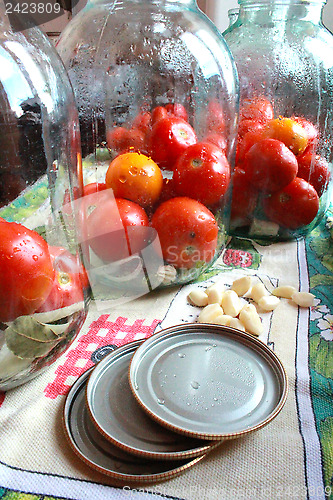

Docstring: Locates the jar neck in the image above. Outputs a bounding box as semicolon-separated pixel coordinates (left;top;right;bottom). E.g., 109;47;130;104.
238;0;325;24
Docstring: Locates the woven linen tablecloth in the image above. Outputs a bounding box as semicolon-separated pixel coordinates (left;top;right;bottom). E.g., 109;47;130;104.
0;209;333;500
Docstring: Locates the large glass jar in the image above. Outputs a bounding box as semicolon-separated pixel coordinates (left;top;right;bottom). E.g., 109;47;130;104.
0;6;89;390
224;0;333;241
56;0;238;298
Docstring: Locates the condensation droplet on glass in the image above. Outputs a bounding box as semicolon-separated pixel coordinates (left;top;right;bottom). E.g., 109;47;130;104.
191;381;200;389
178;353;185;358
157;398;165;405
205;346;212;352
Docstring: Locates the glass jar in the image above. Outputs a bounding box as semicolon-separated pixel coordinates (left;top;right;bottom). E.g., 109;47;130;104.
0;7;89;390
224;0;333;241
56;0;239;296
227;8;240;28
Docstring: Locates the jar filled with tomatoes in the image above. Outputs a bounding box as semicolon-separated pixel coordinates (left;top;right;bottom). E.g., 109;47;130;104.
0;9;89;389
56;0;239;293
224;0;333;241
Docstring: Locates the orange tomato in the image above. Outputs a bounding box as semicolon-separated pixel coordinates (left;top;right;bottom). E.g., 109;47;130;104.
263;117;308;155
105;152;163;208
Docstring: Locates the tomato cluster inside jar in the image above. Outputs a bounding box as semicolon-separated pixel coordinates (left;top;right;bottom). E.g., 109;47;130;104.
80;99;233;287
230;96;331;240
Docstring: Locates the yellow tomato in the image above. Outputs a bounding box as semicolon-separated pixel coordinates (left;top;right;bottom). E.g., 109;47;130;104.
263;117;308;155
105;152;163;207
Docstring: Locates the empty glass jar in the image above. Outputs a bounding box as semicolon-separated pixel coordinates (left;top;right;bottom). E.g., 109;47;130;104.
0;7;89;390
224;0;333;241
56;0;239;297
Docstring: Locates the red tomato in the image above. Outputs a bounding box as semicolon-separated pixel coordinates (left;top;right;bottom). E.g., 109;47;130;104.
151;197;218;269
238;119;264;138
165;103;188;121
131;111;152;133
48;246;89;289
149;117;197;170
151;106;168;124
230;167;258;226
297;152;330;197
35;271;84;312
0;221;54;322
239;97;274;123
236;128;264;163
173;142;231;206
202;133;228;153
243;138;298;192
263;177;319;229
106;126;146;154
83;182;107;197
106;126;130;152
87;196;150;262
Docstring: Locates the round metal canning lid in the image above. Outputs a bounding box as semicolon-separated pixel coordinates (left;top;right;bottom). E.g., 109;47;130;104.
63;367;208;484
85;341;219;460
128;323;288;440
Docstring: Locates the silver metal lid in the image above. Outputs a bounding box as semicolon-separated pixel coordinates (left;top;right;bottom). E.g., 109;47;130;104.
63;366;207;484
129;324;288;440
85;341;219;460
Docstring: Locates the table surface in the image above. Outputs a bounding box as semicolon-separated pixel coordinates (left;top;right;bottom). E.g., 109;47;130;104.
0;207;333;500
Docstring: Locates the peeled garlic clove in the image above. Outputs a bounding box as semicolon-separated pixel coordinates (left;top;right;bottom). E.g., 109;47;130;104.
239;303;263;336
221;289;242;317
231;276;252;296
272;285;296;299
291;291;315;308
206;282;225;305
198;303;224;323
258;295;280;311
188;289;208;307
250;282;268;304
229;317;246;332
214;314;233;326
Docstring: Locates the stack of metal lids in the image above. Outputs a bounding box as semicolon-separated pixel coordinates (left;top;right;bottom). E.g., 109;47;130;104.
63;323;288;485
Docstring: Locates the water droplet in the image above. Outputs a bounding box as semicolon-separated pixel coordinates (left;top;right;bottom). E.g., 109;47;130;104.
191;381;200;389
32;255;38;261
178;353;185;358
187;402;191;406
134;384;139;390
157;398;165;405
205;346;212;352
119;175;127;183
213;397;218;401
129;166;138;176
